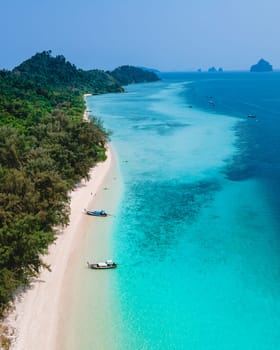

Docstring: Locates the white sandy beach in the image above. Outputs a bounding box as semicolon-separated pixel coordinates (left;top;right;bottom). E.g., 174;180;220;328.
4;143;115;350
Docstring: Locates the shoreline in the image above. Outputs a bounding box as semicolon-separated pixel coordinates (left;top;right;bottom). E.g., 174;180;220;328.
4;124;116;349
57;145;122;350
55;95;122;349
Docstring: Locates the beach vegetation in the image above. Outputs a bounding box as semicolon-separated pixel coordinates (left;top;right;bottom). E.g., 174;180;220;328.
0;324;12;350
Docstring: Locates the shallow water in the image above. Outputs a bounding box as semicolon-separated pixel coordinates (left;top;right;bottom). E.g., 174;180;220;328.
79;74;280;349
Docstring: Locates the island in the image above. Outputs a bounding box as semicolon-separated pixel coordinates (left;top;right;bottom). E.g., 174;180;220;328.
208;66;217;72
110;65;160;85
208;66;223;72
250;58;273;72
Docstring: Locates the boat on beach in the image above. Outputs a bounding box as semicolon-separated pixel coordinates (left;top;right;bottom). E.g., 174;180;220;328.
87;260;117;269
84;209;108;217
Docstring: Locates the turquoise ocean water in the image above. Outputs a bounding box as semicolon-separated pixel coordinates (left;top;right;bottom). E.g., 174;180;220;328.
85;72;280;350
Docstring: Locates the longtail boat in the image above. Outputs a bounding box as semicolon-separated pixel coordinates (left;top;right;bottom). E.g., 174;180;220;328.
87;260;117;269
84;209;107;217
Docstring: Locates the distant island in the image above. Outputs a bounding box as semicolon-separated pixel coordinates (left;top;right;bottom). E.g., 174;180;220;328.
250;58;273;72
208;66;223;72
110;65;160;85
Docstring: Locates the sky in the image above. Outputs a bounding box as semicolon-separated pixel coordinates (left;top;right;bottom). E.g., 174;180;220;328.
1;0;280;71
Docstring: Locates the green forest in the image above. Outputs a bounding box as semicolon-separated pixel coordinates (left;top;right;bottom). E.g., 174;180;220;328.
0;50;160;317
110;65;160;85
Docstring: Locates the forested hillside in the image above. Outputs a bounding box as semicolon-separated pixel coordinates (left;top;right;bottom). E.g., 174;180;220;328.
0;51;124;130
14;50;124;93
110;65;160;85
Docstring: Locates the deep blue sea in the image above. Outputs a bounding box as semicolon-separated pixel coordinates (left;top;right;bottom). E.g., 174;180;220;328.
85;72;280;349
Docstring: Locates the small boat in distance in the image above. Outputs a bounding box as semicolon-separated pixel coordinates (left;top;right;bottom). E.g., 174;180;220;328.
248;114;256;118
84;209;107;217
87;260;117;269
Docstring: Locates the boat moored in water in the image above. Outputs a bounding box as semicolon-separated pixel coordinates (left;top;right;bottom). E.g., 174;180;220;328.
84;209;108;217
87;260;117;269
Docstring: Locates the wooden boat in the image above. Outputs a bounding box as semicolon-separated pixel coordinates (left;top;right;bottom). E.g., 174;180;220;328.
247;114;256;118
84;209;107;217
87;260;117;269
